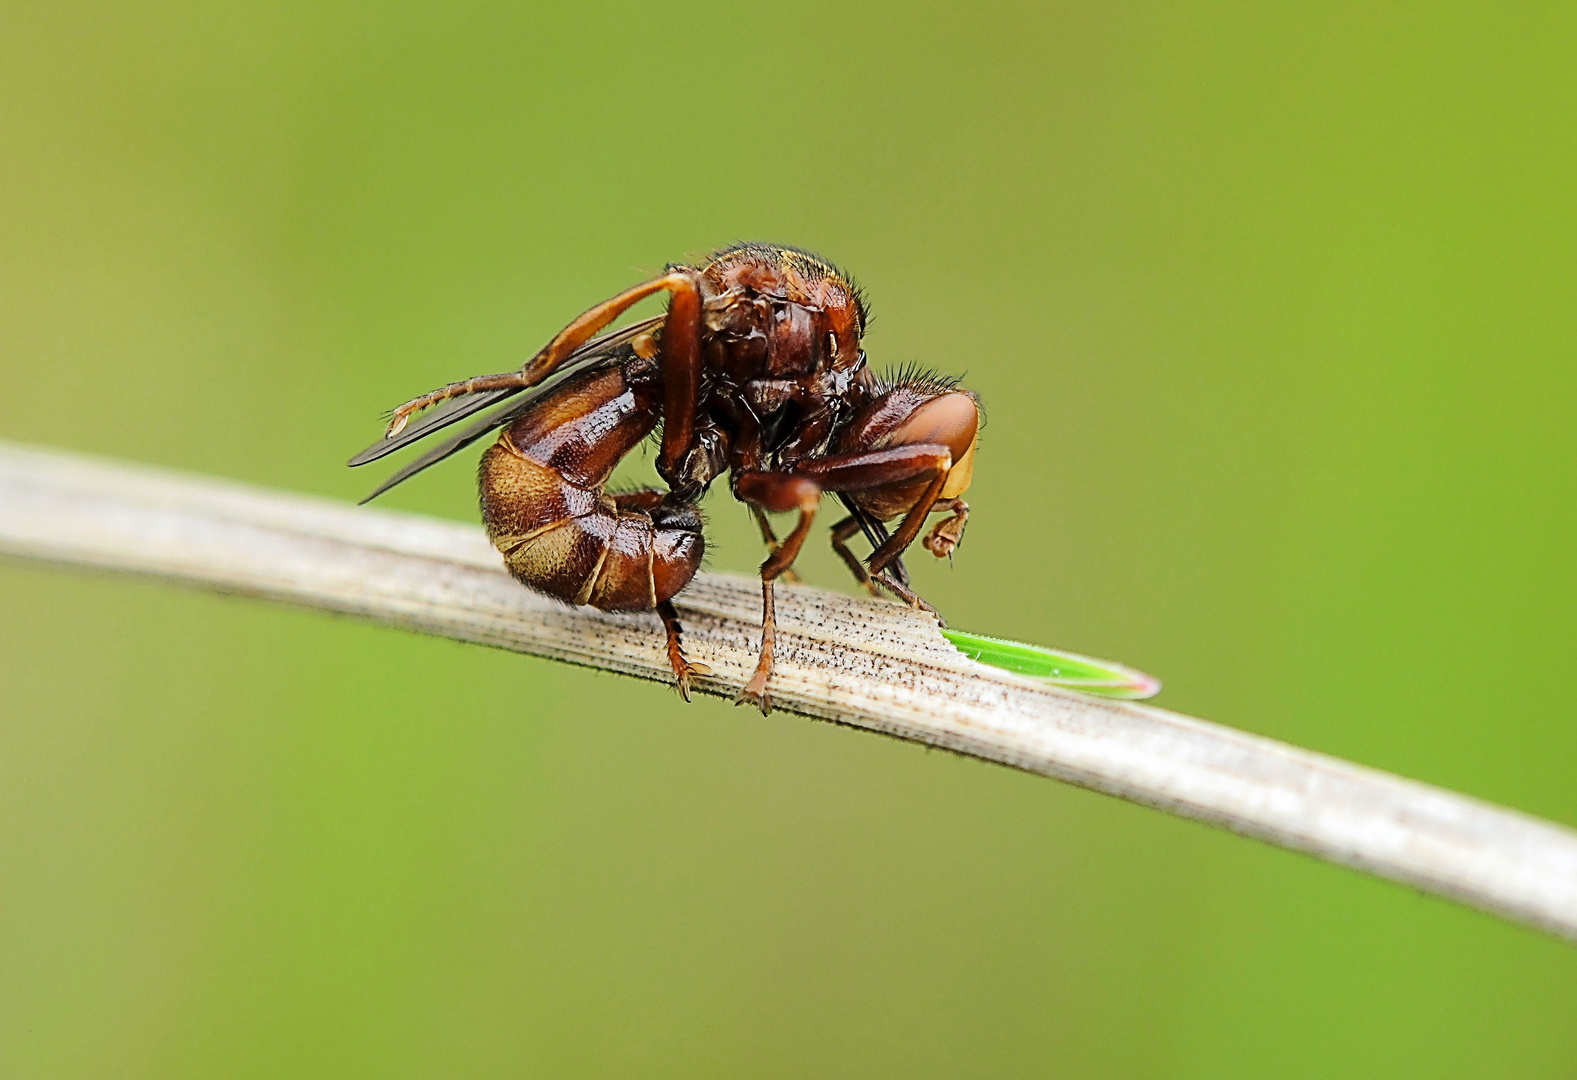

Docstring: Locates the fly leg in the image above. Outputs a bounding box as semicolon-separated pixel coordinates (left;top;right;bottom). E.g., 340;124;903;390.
819;384;979;609
751;506;803;584
655;598;711;702
795;445;955;610
923;497;970;558
829;515;882;597
610;488;712;700
386;269;706;438
732;472;822;714
830;514;941;619
382;371;537;437
870;570;943;621
867;496;967;620
731;447;954;704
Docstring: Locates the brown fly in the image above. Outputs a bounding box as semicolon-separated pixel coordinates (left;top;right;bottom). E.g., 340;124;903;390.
349;243;980;712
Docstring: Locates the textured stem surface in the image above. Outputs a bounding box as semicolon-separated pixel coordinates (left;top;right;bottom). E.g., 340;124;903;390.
2;439;1575;943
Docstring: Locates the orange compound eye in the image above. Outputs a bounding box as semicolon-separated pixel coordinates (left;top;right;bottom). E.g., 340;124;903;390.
888;391;979;460
886;391;979;498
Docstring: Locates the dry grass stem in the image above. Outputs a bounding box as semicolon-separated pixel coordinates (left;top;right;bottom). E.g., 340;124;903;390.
2;439;1575;943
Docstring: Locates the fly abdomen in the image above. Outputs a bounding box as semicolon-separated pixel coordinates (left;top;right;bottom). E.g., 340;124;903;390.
477;366;703;612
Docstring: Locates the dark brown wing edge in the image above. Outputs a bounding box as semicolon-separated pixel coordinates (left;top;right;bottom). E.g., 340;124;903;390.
356;391;540;504
348;314;664;502
347;383;523;468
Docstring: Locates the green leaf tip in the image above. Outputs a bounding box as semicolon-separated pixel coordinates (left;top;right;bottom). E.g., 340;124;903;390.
940;629;1162;699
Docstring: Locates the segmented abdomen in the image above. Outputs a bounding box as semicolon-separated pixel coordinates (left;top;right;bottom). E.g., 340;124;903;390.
478;366;703;612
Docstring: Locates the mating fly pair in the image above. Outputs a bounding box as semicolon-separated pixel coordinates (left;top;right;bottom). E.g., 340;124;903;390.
350;244;980;712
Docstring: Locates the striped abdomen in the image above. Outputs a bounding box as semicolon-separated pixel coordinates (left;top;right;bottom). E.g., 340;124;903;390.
478;365;703;612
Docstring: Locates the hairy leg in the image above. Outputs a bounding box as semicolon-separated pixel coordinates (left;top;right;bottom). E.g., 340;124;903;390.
655;600;711;701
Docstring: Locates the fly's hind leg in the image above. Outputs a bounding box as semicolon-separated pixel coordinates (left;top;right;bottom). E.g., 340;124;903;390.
386;268;706;442
384;371;536;437
655;598;711;702
610;488;712;700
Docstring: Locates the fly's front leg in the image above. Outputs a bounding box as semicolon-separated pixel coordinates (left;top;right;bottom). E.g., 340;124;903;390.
923;497;970;558
829;516;881;597
871;570;943;621
732;472;822;714
821;385;981;607
734;441;946;703
796;444;954;581
833;504;960;607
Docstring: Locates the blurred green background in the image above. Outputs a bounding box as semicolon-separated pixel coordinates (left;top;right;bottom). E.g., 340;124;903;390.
2;1;1574;1075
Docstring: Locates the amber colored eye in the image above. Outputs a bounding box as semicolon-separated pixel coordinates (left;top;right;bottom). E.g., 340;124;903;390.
890;391;980;464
